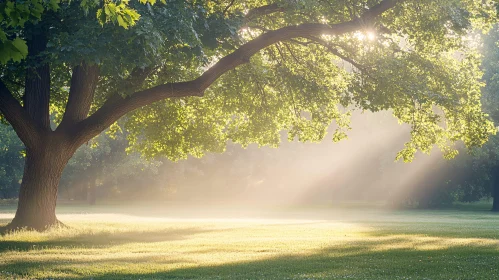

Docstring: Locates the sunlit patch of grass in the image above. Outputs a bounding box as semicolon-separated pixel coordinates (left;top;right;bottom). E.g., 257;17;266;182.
0;205;499;279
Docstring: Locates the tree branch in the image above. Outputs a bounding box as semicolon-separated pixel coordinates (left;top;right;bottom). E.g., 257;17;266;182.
223;0;236;16
0;80;41;148
303;36;365;70
24;24;51;131
71;0;399;145
58;62;100;129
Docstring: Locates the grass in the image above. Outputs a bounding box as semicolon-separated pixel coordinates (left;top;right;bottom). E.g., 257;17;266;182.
0;203;498;279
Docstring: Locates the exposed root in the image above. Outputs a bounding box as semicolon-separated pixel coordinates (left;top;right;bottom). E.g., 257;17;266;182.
1;218;69;234
55;220;69;229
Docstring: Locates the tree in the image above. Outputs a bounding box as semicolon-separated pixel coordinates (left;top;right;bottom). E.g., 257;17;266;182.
0;0;497;230
427;24;499;212
462;24;499;211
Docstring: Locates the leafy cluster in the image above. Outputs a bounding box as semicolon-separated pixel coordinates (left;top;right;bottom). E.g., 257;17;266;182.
126;0;497;161
0;0;161;64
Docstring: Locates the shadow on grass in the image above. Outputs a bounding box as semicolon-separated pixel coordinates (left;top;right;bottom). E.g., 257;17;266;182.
0;238;498;280
0;227;215;253
108;247;498;280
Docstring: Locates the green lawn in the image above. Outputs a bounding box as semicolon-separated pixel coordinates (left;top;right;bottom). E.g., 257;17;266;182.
0;203;498;279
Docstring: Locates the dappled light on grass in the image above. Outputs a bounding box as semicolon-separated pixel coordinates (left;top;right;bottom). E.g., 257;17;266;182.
1;207;499;279
367;235;499;252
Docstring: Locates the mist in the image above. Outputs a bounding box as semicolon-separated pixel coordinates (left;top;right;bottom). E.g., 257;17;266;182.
148;110;450;209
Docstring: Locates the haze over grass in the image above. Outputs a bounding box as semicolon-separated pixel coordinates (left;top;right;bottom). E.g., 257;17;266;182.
0;204;498;279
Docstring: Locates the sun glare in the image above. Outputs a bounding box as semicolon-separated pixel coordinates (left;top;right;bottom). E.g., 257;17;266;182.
353;31;376;41
366;31;376;41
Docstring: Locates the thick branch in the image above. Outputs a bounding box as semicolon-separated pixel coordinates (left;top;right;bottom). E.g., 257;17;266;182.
69;82;200;145
59;62;99;129
72;0;399;145
0;80;41;148
223;0;236;16
24;24;51;131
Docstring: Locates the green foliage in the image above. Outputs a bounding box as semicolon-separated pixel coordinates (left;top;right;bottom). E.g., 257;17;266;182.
1;0;498;162
122;0;497;161
0;0;161;64
403;24;499;207
95;1;141;29
0;38;28;64
0;0;59;63
438;24;499;203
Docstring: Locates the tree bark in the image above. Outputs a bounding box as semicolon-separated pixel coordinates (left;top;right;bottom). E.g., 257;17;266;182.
59;62;99;129
24;23;51;131
6;138;73;231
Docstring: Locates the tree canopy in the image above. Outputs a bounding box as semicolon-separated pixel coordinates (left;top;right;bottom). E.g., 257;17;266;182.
1;0;496;162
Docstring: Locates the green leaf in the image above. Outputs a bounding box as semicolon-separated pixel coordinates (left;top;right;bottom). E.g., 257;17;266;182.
116;15;127;28
11;37;28;57
96;8;106;25
0;29;7;42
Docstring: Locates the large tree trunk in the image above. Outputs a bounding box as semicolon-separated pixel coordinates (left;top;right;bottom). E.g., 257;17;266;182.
6;142;73;231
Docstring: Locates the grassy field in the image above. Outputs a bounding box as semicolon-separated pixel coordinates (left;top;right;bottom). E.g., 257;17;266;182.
0;203;498;279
